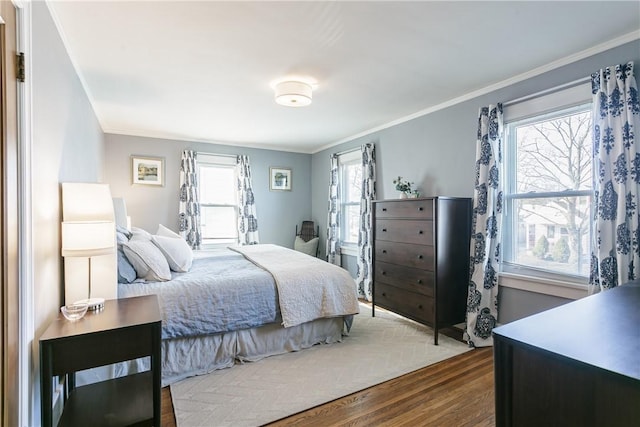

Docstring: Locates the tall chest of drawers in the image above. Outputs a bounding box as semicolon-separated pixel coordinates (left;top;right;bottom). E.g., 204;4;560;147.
372;197;472;344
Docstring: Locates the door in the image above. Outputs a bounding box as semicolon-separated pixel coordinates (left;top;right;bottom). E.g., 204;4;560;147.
0;1;19;425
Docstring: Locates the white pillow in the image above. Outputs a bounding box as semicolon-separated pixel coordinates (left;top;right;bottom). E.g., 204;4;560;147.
130;227;153;241
151;234;193;272
294;236;319;257
157;224;181;239
122;239;172;282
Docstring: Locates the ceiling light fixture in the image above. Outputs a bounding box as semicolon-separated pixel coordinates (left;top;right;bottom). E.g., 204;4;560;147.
274;80;313;107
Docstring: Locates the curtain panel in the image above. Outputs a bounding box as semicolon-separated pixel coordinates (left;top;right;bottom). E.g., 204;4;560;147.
466;104;503;348
179;150;202;249
356;143;376;300
237;155;260;245
590;61;640;291
326;154;341;265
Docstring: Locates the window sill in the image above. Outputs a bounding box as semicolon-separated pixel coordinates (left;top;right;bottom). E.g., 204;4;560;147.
499;272;588;300
340;245;358;257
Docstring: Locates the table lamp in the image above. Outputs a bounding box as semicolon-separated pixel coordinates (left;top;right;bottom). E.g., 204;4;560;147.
61;220;115;310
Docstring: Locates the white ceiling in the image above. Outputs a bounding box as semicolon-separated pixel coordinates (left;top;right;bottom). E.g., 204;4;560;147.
47;1;640;153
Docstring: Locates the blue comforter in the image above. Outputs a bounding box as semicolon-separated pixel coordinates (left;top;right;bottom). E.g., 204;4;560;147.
118;248;279;339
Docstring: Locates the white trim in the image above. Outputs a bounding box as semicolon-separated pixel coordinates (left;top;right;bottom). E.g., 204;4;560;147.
14;1;34;425
499;272;588;300
337;149;360;163
197;153;237;166
339;244;358;257
313;30;640;154
503;81;591;123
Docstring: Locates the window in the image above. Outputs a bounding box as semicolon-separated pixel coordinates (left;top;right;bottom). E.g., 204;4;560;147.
338;150;362;250
198;154;238;245
502;84;592;281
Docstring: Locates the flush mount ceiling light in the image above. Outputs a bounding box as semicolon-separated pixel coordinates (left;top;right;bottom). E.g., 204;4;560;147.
274;80;313;107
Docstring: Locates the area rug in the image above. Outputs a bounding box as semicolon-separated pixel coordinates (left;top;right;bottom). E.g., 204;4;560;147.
170;304;471;426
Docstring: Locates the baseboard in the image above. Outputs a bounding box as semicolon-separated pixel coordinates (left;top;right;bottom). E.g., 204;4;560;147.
439;325;465;343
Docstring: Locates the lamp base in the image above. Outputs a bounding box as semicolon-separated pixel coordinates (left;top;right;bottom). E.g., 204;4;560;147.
75;297;105;311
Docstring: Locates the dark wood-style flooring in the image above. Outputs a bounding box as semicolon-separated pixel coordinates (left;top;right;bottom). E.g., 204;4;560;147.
161;346;494;426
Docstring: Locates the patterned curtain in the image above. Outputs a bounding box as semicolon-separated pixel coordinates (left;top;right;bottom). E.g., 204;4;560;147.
179;150;201;249
326;154;341;265
590;61;640;292
356;143;376;300
466;104;503;348
236;155;260;245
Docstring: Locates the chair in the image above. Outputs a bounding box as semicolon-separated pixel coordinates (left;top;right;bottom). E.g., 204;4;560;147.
294;221;319;257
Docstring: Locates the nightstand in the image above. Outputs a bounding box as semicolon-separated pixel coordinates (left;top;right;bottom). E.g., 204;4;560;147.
40;295;162;427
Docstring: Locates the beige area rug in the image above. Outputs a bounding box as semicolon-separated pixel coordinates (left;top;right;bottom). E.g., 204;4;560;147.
170;304;471;427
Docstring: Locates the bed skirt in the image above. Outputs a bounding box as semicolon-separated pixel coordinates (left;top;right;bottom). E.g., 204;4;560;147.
76;316;346;387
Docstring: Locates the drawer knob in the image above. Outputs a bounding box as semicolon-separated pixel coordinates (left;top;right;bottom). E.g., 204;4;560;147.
417;279;423;284
382;249;387;254
418;304;423;309
418;207;424;211
418;255;423;259
418;230;423;234
382;292;387;297
382;208;387;211
382;228;387;232
382;271;387;275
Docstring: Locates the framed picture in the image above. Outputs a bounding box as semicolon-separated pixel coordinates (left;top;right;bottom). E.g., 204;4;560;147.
269;167;292;191
132;156;165;186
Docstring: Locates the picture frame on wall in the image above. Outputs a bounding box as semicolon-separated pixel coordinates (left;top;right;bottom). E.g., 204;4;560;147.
269;167;292;191
132;156;165;186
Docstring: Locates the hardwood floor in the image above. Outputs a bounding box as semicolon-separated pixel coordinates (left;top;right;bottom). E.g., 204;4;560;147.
161;347;494;427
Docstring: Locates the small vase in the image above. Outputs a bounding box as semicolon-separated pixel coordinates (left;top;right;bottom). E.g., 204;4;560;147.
399;192;408;199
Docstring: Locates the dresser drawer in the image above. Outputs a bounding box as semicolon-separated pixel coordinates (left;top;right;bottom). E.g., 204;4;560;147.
375;241;434;270
375;261;434;296
376;219;433;245
375;200;433;220
374;283;434;325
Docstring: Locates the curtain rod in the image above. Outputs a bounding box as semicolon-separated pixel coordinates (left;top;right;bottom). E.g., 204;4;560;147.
196;151;237;159
503;76;591;108
333;147;360;156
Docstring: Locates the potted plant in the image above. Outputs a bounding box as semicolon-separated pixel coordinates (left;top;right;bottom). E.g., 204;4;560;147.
393;176;413;198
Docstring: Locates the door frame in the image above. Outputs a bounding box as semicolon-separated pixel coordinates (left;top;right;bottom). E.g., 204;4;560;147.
1;0;32;425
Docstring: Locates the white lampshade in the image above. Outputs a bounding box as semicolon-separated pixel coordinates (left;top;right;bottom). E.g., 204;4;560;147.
62;183;114;222
61;221;115;257
274;81;313;107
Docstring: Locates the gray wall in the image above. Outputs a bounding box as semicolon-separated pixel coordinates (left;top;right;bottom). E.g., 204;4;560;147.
103;134;312;248
32;1;105;420
312;39;640;323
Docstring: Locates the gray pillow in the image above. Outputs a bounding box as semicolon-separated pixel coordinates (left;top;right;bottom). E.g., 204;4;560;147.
115;225;136;283
294;236;319;257
117;248;137;284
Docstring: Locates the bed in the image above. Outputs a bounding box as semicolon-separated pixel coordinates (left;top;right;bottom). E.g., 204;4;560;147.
84;240;359;387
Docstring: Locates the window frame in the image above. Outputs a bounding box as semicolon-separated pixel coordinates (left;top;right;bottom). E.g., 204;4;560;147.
501;82;593;292
197;154;239;247
337;150;361;255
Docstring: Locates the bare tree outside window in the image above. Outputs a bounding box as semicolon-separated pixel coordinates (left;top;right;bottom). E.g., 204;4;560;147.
341;160;362;244
505;106;592;277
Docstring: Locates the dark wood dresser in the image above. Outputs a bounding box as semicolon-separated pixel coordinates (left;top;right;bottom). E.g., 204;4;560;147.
493;282;640;427
372;197;472;344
